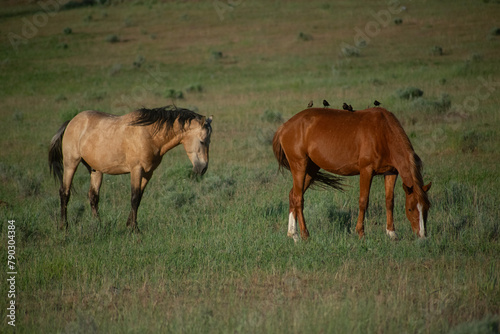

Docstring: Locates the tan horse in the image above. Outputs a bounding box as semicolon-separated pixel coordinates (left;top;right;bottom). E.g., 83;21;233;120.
273;107;431;241
49;106;212;232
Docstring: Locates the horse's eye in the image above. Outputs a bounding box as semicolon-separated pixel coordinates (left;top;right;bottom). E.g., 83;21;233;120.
408;209;412;212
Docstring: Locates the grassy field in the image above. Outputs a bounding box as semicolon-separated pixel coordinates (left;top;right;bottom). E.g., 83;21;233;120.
1;0;499;333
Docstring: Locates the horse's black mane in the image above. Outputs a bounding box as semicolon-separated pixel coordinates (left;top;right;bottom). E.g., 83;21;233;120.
130;105;203;134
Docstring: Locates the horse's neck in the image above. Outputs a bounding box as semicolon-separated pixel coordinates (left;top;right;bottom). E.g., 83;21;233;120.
155;128;184;156
391;143;418;188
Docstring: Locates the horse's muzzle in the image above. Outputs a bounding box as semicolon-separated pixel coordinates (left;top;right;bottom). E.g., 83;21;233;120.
193;162;208;176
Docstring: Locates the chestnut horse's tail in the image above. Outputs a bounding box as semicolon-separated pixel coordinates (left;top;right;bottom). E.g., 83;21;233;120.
272;125;344;191
49;120;70;185
272;125;290;172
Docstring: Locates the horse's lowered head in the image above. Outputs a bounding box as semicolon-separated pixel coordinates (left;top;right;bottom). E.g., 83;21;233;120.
403;182;432;238
182;115;212;176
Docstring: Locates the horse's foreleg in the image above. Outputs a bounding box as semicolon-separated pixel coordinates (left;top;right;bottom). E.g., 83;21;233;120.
356;169;373;238
384;174;398;240
127;169;151;233
88;171;103;220
126;187;143;233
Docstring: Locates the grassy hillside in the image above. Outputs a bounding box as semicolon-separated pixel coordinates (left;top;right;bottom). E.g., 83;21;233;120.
1;0;499;333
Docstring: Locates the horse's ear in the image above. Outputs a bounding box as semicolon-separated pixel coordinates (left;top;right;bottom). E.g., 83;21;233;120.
206;115;213;125
422;182;432;193
402;183;413;195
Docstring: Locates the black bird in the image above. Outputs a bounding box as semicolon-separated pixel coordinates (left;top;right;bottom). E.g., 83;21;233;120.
307;100;313;108
343;103;354;112
323;100;330;108
374;100;381;106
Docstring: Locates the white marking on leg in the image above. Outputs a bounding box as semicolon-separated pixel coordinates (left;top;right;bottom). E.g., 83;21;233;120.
287;212;294;236
288;212;299;242
386;229;398;240
417;203;425;238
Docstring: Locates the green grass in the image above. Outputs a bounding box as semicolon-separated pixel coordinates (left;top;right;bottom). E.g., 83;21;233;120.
1;0;500;333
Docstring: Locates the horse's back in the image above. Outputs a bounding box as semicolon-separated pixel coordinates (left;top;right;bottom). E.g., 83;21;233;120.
281;108;388;147
67;110;125;130
279;108;396;175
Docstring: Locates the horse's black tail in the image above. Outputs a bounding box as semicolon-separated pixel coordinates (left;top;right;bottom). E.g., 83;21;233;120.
272;125;344;192
49;120;70;185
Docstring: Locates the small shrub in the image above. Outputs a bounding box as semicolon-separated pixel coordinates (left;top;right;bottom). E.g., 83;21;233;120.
298;32;313;41
202;175;236;196
165;89;184;99
124;17;134;27
261;109;283;123
12;111;24;122
133;55;145;68
370;78;384;86
411;93;451;114
186;84;203;93
430;45;443;56
394;18;403;25
341;46;360;57
395;87;424;100
355;39;367;48
55;94;68;102
85;90;107;101
63;27;72;34
468;53;483;62
105;34;120;43
257;128;275;145
211;51;223;61
489;27;500;36
460;130;481;153
109;63;122;76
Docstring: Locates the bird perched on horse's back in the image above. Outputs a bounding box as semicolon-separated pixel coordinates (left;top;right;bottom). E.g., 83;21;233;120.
342;103;354;112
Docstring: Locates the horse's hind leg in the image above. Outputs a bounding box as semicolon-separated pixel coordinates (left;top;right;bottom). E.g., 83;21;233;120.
384;174;398;240
88;170;103;220
288;161;316;241
60;160;79;230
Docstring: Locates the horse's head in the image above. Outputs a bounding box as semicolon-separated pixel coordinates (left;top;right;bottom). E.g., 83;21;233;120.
182;116;212;175
403;182;432;237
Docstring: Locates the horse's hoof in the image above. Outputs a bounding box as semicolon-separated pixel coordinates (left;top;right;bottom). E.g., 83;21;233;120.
386;229;398;240
288;232;300;242
129;225;141;234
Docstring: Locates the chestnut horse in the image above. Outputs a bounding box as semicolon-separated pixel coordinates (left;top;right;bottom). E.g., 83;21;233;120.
49;106;212;232
272;107;431;241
